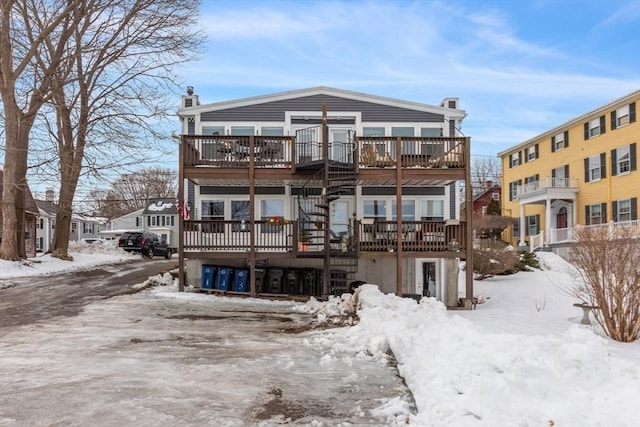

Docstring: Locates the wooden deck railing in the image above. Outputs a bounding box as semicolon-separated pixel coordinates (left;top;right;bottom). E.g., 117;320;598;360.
182;219;466;253
182;135;467;170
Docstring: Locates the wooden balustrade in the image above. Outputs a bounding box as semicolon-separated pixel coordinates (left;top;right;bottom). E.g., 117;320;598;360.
183;219;466;253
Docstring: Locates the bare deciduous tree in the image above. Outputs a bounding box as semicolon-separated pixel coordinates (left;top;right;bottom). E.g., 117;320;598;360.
86;168;176;219
35;0;202;259
568;225;640;342
470;156;501;196
0;0;82;260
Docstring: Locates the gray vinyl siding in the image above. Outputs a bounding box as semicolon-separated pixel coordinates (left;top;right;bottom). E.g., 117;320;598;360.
448;183;457;219
200;95;444;123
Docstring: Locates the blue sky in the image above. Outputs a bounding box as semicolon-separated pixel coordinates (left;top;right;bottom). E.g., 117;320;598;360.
181;0;640;158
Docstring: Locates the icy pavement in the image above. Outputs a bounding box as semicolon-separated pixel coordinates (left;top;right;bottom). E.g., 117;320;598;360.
0;281;414;426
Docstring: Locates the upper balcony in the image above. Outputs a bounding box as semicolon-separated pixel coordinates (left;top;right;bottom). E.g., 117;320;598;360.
181;135;467;176
515;177;579;203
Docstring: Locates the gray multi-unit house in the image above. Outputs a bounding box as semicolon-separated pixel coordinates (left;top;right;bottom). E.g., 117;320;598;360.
177;86;474;307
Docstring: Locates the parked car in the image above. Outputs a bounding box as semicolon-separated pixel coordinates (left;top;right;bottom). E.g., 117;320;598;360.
117;231;172;259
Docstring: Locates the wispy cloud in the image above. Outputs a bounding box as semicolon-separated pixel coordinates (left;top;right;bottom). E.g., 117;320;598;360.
186;0;640;156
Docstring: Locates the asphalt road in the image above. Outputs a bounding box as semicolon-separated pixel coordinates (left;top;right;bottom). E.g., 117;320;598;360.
0;258;177;331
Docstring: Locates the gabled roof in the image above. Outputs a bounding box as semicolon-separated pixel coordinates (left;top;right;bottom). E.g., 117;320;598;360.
36;199;57;216
179;86;466;119
0;169;39;217
143;198;177;215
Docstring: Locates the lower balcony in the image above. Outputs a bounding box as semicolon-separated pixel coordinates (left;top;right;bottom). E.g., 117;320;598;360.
548;220;640;244
181;220;467;255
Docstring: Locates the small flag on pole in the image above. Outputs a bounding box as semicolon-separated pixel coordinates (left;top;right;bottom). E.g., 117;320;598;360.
176;199;190;220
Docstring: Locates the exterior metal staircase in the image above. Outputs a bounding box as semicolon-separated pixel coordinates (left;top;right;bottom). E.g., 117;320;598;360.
295;120;359;297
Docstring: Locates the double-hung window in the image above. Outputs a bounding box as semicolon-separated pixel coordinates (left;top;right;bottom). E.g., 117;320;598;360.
551;131;568;152
525;144;538;162
584;154;606;183
552;165;569;188
586;203;606;225
584;116;606;139
617;199;631;222
510;152;521;168
611;102;635;129
613;198;637;222
526;215;539;236
612;143;637;176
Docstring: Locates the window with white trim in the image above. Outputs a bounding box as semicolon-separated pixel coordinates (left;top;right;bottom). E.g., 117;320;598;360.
552;132;566;151
260;199;284;233
526;214;539;236
420;199;444;221
492;192;500;201
588;117;602;137
201;200;224;233
510;152;521;167
587;203;604;225
526;144;538;162
589;155;601;181
362;127;385;136
615;145;630;174
615;105;630;127
617;199;631;222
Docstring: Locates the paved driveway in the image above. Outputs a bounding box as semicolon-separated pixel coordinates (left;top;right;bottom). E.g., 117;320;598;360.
0;283;414;426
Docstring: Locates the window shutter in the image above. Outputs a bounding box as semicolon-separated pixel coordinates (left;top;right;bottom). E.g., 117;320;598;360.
564;164;569;178
611;110;617;130
584;158;590;183
599;115;606;134
509;183;513;201
601;203;607;223
584;123;589;140
611;148;618;176
535;173;539;181
509;155;512;168
551;168;556;178
612;201;618;222
600;152;606;178
631;143;637;172
551;136;556;152
564;131;569;148
535;144;539;158
630;102;636;123
518;151;522;165
535;214;540;235
631;198;638;220
585;206;590;225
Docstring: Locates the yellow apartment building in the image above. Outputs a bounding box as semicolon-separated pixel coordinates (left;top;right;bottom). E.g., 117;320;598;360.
498;89;638;248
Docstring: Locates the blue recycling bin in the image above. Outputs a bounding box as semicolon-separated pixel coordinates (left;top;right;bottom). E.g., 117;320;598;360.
233;268;249;292
201;265;216;289
215;266;234;291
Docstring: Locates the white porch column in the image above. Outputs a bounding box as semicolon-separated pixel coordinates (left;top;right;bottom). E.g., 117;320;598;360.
545;198;551;246
519;203;526;247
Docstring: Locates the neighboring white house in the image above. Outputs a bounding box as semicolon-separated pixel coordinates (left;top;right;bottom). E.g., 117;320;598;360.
100;208;144;241
100;199;179;250
35;188;107;252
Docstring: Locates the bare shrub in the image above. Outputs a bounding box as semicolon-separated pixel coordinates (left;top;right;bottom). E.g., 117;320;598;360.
568;224;640;342
473;241;520;280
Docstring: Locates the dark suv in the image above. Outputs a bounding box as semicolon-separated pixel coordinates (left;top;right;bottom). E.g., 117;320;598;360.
118;231;172;259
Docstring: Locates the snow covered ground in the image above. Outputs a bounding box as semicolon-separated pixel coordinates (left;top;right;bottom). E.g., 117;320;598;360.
0;245;638;426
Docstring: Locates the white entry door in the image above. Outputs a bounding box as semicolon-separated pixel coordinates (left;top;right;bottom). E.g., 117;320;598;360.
329;127;355;162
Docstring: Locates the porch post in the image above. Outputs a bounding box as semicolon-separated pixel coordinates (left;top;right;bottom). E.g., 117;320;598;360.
545;198;551;246
519;203;526;247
